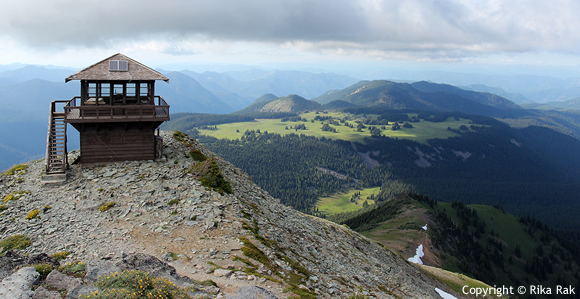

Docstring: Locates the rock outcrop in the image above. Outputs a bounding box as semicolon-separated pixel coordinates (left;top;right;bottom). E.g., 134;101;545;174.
0;131;462;298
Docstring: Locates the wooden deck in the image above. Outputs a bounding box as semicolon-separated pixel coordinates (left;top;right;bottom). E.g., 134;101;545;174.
64;96;169;123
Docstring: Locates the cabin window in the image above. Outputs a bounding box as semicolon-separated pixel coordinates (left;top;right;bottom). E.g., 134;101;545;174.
113;84;124;104
100;83;110;105
126;83;137;104
140;82;151;104
85;83;97;105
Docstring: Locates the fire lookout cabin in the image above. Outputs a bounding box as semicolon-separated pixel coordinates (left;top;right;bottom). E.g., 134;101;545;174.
44;53;170;179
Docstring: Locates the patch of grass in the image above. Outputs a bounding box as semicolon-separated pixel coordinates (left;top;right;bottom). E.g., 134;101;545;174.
3;190;31;203
167;199;179;206
59;260;86;276
238;237;274;270
25;209;40;220
51;251;71;261
283;285;317;299
0;205;7;212
173;131;195;147
316;187;380;215
189;149;207;162
0;235;32;252
418;265;505;298
200;112;476;144
81;269;195;299
193;279;217;287
99;202;116;212
3;164;28;176
33;264;53;279
189;158;232;194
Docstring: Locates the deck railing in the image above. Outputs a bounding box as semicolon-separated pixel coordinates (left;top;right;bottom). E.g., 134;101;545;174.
64;96;169;122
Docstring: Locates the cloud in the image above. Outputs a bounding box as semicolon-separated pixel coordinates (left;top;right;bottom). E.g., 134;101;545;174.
1;0;579;61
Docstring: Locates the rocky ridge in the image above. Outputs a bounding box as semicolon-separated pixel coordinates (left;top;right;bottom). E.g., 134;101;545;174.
0;131;461;298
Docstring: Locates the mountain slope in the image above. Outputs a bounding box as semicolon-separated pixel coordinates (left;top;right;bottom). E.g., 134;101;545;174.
195;69;359;100
331;192;580;296
410;81;521;110
156;72;235;114
0;131;465;298
314;80;527;118
179;70;253;110
461;84;530;104
235;94;321;114
311;80;370;104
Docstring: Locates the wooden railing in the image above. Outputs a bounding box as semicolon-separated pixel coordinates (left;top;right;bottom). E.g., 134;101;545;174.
64;96;169;123
45;100;69;174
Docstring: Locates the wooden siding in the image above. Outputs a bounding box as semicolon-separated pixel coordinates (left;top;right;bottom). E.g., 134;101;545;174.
78;123;157;163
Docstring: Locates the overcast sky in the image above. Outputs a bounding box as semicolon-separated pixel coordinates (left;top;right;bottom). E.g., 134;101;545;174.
1;0;579;77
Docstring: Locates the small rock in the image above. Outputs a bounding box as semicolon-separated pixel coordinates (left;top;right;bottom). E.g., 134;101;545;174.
213;269;233;277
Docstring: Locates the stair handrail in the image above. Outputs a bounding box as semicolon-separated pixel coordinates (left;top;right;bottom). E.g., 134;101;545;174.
45;100;70;174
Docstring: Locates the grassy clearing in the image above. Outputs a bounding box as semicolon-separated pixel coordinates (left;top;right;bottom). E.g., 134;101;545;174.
419;265;507;299
199;112;475;144
359;204;428;255
316;187;380;215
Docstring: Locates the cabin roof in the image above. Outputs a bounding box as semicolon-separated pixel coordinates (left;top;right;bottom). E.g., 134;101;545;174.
65;53;169;83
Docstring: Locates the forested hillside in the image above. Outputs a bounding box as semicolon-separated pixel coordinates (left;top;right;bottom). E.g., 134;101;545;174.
182;110;580;245
328;191;580;298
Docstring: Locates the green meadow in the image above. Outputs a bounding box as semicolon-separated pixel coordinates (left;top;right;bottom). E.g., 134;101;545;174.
316;187;381;215
198;112;475;144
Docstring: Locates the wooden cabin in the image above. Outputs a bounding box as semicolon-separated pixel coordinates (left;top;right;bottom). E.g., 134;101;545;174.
45;53;170;173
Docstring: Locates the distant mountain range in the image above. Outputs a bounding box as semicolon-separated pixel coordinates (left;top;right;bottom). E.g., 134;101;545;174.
0;65;358;170
522;97;580;110
2;62;580;170
309;80;526;118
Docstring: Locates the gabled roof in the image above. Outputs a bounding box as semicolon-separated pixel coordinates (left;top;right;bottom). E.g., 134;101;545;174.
65;53;169;82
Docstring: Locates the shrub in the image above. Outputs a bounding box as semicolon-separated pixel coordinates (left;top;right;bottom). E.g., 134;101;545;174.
25;209;41;220
33;264;53;279
99;202;116;212
189;149;207;162
51;251;71;261
189;158;232;194
80;269;193;299
59;260;85;275
173;131;194;147
167;199;179;206
3;164;28;176
0;235;32;252
3;190;31;203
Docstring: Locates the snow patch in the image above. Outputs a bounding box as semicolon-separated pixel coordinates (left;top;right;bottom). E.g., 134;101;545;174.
358;151;380;168
435;288;457;299
408;244;424;264
422;224;428;230
510;138;522;147
408;146;432;168
452;149;471;161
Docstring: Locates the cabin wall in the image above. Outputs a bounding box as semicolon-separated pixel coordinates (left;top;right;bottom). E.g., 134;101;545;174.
78;123;157;163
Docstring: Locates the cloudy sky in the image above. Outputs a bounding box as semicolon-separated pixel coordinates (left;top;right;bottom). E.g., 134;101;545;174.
1;0;579;76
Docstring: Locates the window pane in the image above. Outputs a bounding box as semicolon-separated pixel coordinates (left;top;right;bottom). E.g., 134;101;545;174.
140;83;148;96
113;84;124;104
100;83;110;96
88;83;97;97
126;83;136;96
109;60;118;71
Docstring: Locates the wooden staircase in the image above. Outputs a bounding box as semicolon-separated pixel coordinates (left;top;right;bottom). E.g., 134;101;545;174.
44;101;69;181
